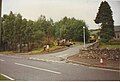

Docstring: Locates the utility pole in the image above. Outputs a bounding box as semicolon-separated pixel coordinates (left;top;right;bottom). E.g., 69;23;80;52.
0;0;2;50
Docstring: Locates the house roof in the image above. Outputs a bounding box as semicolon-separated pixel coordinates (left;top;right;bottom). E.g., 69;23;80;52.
114;26;120;32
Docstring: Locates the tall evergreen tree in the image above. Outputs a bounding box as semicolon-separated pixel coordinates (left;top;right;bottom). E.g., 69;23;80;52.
94;1;115;43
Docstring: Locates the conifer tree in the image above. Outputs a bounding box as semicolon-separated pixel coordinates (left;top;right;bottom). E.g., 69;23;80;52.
95;1;115;42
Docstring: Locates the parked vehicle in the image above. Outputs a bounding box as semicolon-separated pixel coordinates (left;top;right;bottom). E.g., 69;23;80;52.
57;39;74;47
89;35;96;43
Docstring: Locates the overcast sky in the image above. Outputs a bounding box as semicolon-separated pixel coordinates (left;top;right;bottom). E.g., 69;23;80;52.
2;0;120;29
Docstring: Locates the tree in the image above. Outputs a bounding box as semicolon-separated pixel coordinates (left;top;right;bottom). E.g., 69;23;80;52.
0;0;2;50
1;11;90;52
2;11;16;50
54;17;90;42
2;12;29;51
94;1;115;43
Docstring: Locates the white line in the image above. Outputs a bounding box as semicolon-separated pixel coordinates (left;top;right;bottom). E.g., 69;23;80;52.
1;73;15;80
0;55;21;59
0;55;21;60
72;64;79;66
0;59;5;61
58;54;68;57
15;63;61;74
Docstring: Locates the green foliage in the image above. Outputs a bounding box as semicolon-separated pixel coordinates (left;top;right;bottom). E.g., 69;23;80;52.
100;42;120;49
1;11;89;52
54;17;90;42
94;1;115;43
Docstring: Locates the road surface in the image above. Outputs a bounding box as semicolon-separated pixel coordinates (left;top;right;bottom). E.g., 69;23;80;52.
27;44;93;62
0;54;119;81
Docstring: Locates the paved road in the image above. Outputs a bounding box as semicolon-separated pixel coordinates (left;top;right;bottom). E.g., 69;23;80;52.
28;44;93;62
0;54;119;81
28;45;82;62
0;43;94;63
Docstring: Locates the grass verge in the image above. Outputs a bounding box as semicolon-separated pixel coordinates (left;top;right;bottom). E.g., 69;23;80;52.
0;51;15;55
0;74;10;80
0;46;67;55
100;42;120;49
0;42;83;55
29;45;66;55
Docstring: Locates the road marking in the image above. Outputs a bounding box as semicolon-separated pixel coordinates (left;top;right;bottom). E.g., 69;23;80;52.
6;56;21;59
88;67;120;72
15;63;61;74
71;63;79;66
29;57;66;64
58;54;68;57
1;73;15;80
0;55;21;59
0;59;5;61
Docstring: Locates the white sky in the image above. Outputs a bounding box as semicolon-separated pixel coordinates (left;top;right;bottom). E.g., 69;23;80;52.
2;0;120;29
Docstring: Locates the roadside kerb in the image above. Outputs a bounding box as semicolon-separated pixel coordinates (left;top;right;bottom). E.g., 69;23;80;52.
66;59;120;71
28;57;65;63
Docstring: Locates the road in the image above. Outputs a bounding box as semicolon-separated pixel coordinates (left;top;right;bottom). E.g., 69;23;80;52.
27;44;93;62
28;45;83;62
0;54;119;81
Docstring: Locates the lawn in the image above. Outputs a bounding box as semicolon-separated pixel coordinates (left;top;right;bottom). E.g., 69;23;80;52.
0;74;9;80
0;46;66;55
0;42;83;55
29;45;66;55
100;43;120;49
0;51;15;55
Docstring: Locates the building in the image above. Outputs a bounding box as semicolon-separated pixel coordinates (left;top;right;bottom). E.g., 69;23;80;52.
114;26;120;40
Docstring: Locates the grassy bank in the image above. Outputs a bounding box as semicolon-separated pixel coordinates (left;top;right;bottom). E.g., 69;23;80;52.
29;46;66;55
100;42;120;49
0;74;9;80
0;42;83;55
0;45;66;55
0;51;15;55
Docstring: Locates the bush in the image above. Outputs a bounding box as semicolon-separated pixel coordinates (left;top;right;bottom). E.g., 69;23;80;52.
100;38;109;43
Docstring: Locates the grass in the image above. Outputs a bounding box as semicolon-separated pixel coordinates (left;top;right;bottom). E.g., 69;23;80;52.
0;51;15;55
0;45;66;55
29;48;44;54
29;45;66;55
0;41;83;55
100;42;120;49
0;74;9;80
100;44;120;49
